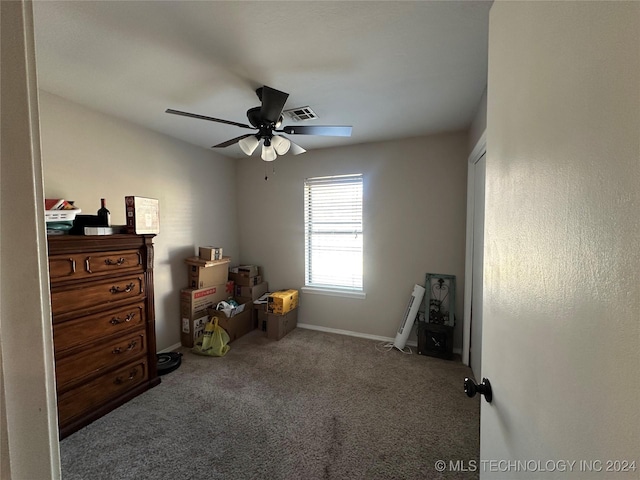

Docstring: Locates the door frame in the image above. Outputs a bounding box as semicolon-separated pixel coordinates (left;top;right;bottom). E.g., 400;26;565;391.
1;1;61;478
462;130;486;366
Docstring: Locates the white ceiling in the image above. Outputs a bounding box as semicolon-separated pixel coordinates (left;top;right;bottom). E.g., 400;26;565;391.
32;1;491;158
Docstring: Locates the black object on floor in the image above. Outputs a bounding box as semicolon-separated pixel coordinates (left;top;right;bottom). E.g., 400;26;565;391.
157;352;183;375
417;323;454;360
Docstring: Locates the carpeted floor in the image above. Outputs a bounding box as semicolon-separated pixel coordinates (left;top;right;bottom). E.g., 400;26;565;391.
60;328;480;480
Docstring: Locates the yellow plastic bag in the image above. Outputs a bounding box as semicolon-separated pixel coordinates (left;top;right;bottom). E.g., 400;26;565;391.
192;316;230;357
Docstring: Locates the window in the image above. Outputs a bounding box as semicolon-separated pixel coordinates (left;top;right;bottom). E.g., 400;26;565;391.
304;174;363;293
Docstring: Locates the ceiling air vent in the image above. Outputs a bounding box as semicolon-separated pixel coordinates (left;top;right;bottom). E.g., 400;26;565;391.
283;106;318;122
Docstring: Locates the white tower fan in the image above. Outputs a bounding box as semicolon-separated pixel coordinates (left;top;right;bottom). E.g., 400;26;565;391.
393;284;426;351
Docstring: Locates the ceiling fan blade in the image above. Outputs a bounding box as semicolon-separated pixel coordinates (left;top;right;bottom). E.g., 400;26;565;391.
211;133;254;148
260;86;289;124
166;109;254;130
281;125;352;137
288;140;307;155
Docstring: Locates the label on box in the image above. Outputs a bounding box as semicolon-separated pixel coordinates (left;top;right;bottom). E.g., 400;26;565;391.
193;316;208;340
194;287;217;299
181;315;210;347
180;283;233;318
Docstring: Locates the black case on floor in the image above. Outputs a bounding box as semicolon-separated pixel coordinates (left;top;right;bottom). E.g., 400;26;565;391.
417;323;454;359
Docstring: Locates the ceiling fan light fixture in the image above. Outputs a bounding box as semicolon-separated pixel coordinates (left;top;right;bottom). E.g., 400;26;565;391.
271;135;291;155
239;135;259;156
261;138;277;161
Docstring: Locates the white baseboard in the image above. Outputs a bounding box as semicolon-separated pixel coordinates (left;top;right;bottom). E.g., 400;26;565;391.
159;330;460;355
297;323;461;354
158;342;182;353
297;323;418;347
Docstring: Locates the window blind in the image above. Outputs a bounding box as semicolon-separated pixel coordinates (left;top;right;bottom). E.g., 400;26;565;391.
304;174;363;291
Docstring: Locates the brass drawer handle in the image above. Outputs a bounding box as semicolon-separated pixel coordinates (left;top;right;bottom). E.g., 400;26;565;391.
109;312;136;325
112;340;137;354
110;283;135;294
114;368;138;385
105;257;125;266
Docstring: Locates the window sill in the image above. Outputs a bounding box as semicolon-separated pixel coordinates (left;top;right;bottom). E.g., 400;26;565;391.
301;287;366;299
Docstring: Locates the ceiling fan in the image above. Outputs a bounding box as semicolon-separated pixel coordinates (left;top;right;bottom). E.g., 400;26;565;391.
166;86;352;161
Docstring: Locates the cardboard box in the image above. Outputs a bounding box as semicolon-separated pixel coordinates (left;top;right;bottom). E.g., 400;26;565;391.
230;265;260;277
180;283;234;319
253;292;270;330
229;273;263;287
207;301;246;319
125;196;160;234
234;281;269;300
266;307;298;340
185;256;230;289
250;301;265;331
267;289;299;315
181;314;209;348
199;246;223;261
207;300;253;343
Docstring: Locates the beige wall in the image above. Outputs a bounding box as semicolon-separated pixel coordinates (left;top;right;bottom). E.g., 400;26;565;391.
38;92;471;350
237;133;469;349
38;92;239;350
482;1;639;474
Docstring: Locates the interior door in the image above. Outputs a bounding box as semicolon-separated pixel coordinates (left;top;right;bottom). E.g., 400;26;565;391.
470;153;485;379
479;2;639;477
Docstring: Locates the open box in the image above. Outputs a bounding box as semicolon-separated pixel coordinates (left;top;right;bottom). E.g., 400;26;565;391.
207;299;253;343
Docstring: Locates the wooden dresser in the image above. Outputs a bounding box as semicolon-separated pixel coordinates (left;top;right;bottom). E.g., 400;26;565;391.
47;234;160;439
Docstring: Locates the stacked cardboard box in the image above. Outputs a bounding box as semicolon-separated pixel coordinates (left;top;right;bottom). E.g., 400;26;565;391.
181;253;273;347
266;307;298;341
254;289;299;341
235;282;269;309
180;285;233;347
185;256;230;289
229;265;263;287
230;265;269;329
267;289;299;315
180;251;234;348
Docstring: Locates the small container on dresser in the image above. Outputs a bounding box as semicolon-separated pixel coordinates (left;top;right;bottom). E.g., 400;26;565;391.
47;234;160;439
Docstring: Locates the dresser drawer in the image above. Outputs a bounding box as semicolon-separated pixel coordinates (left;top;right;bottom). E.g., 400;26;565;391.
51;275;145;316
57;360;148;427
54;302;145;351
49;249;143;282
56;331;147;392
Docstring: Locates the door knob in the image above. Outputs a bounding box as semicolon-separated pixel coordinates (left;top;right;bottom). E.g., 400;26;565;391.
464;377;493;403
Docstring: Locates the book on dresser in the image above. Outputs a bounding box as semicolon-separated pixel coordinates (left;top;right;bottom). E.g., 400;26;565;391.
47;234;160;439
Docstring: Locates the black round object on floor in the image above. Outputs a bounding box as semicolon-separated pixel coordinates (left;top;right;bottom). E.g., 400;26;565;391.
157;352;182;375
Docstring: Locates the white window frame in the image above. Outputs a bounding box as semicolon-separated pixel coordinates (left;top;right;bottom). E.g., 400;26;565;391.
303;174;365;299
